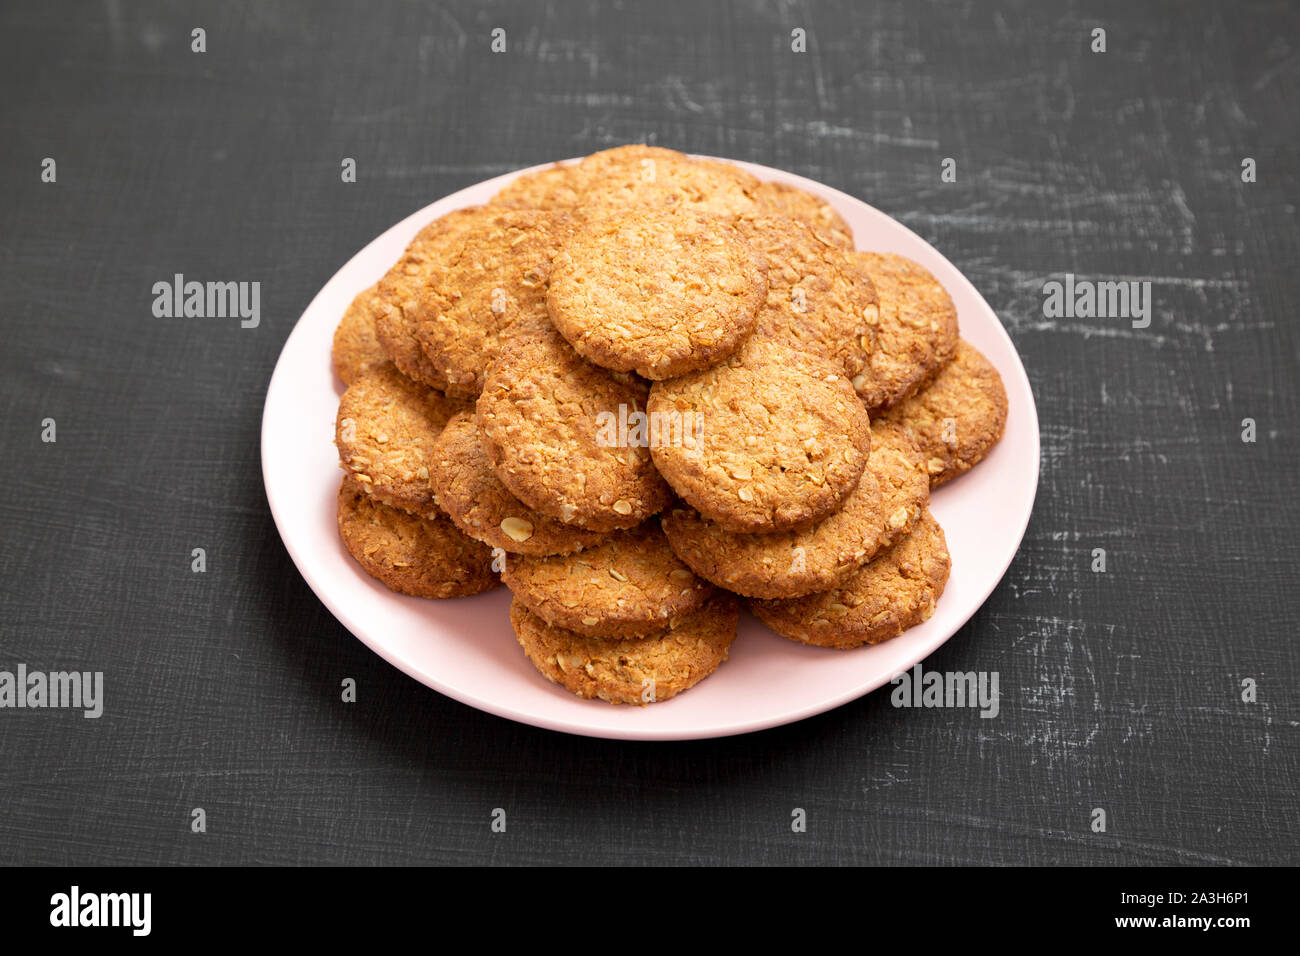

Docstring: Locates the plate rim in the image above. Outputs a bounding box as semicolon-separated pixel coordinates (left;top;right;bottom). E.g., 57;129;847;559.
261;155;1040;741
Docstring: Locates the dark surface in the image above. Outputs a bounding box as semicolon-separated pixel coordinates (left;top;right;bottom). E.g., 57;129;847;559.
0;0;1296;866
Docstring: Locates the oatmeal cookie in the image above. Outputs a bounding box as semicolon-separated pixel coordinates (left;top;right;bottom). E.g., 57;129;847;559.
750;508;950;649
337;475;498;598
501;521;713;638
331;284;388;385
547;210;766;379
647;337;871;532
878;339;1007;486
427;411;606;555
476;322;673;532
662;421;929;598
850;252;959;412
413;207;576;397
335;364;466;514
510;593;739;704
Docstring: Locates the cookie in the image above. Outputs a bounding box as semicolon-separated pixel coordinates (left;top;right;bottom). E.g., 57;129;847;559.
733;214;879;383
578;145;762;220
510;594;739;704
414;207;576;397
753;181;854;249
546;210;767;379
427;410;607;556
850;252;960;412
331;284;389;385
501;521;713;638
662;420;929;598
750;508;951;649
335;364;467;514
337;475;498;598
647;337;871;532
878;339;1008;486
490;161;584;211
476;322;673;532
372;209;485;395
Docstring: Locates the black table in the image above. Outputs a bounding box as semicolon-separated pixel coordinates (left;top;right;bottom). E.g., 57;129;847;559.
1;0;1295;866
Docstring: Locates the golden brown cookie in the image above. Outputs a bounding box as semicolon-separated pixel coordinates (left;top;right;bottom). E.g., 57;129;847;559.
372;210;483;395
753;181;854;249
510;594;739;704
547;210;767;379
750;509;951;649
413;207;576;397
733;215;879;383
337;475;498;598
578;145;762;220
501;521;713;638
490;162;584;210
332;285;389;385
879;339;1008;486
662;421;929;598
427;411;606;556
647;337;871;532
476;322;673;532
335;364;467;515
851;252;960;412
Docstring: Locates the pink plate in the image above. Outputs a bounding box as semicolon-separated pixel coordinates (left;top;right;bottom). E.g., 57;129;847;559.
261;157;1040;740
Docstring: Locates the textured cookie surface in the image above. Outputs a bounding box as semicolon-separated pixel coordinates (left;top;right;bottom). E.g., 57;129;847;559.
332;285;389;385
753;181;854;249
477;322;673;531
373;210;485;394
750;509;951;649
879;339;1008;486
335;364;467;514
578;145;762;220
502;521;713;637
510;594;740;705
337;475;498;598
733;215;878;383
547;210;766;379
490;162;584;211
662;421;929;598
413;207;575;397
647;338;871;532
851;252;960;411
428;411;607;556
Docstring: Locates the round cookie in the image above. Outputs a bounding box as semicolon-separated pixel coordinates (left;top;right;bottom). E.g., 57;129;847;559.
647;337;871;532
662;421;930;598
337;475;498;599
490;162;584;211
510;594;740;705
414;207;576;397
850;252;960;412
546;210;767;379
750;509;951;649
501;521;713;638
476;322;673;532
428;411;607;556
373;209;485;395
733;214;879;383
753;181;854;249
578;145;762;220
332;284;389;385
335;364;467;515
878;339;1008;486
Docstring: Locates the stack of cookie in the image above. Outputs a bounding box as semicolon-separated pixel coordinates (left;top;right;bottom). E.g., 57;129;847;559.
331;145;1008;705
